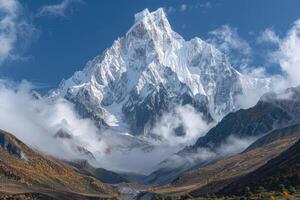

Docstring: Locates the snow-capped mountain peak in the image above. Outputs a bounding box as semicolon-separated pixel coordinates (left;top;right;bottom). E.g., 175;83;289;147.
52;8;270;135
133;8;170;29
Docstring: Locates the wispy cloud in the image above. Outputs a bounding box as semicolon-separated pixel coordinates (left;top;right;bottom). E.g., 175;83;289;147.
180;2;212;12
233;18;300;109
271;20;300;86
158;135;258;172
165;1;212;14
257;28;280;45
179;4;188;12
207;25;252;69
0;0;36;65
257;20;300;87
37;0;83;18
165;6;176;14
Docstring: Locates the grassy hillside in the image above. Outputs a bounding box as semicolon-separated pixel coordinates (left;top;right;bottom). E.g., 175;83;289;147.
222;137;300;196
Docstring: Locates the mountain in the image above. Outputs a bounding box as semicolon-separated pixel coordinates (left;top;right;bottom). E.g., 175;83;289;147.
0;129;115;199
50;8;270;136
147;123;300;197
147;86;300;185
222;136;300;196
67;159;129;184
245;123;300;152
193;85;300;150
54;128;96;160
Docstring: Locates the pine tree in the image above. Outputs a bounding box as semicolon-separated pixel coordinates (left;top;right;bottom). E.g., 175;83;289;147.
257;186;266;193
288;186;296;194
245;186;253;197
210;193;217;199
279;184;287;193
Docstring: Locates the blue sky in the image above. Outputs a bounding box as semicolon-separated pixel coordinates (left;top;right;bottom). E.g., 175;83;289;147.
1;0;300;91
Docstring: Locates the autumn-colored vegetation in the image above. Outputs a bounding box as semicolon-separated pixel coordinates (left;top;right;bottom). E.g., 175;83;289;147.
0;129;115;199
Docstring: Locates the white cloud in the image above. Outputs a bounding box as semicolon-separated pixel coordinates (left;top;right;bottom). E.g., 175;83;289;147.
209;19;300;110
151;105;213;146
207;25;252;68
257;28;280;45
216;135;258;156
179;4;188;12
165;2;212;14
0;0;36;65
255;19;300;88
205;25;297;110
164;6;176;14
37;0;83;18
0;80;214;174
158;135;258;172
199;2;212;9
271;20;300;86
0;80;105;160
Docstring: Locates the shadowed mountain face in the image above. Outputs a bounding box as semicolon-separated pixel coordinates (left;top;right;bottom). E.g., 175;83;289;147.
245;123;300;151
221;136;300;195
0;129;115;200
193;85;300;151
146;86;300;185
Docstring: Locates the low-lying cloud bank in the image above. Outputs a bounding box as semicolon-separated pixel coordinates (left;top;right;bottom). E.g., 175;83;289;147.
154;135;259;175
0;80;213;174
0;80;105;160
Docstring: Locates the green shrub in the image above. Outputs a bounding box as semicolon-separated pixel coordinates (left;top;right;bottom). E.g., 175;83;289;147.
256;186;266;193
155;194;164;200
